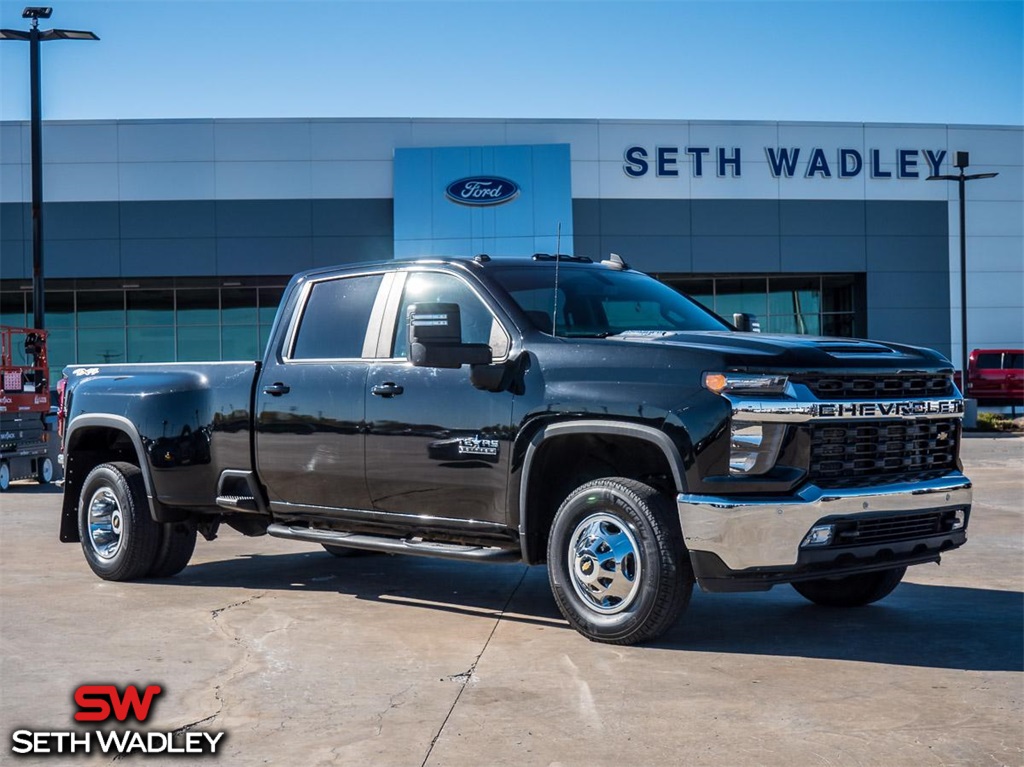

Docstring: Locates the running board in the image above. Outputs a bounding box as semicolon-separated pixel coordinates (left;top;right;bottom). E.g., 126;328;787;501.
266;524;521;563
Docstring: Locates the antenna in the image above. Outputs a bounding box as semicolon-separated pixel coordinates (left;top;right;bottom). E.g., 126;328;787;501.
551;223;562;336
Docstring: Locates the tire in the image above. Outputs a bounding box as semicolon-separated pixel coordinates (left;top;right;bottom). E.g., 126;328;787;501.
791;566;907;607
0;461;9;492
77;462;161;581
147;521;197;578
546;477;693;645
36;457;53;484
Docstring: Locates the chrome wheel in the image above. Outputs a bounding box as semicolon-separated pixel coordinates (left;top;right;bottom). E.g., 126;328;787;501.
87;487;125;560
567;512;642;614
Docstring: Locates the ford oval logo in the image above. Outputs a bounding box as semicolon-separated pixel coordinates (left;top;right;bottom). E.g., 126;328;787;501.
445;176;520;206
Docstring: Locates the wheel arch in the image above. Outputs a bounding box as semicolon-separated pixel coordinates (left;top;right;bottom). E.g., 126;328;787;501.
60;414;181;543
515;419;688;564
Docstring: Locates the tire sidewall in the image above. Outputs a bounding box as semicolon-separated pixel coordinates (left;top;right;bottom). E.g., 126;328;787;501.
78;463;157;581
548;484;665;641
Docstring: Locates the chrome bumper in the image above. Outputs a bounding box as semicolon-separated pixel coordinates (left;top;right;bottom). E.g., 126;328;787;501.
677;473;972;571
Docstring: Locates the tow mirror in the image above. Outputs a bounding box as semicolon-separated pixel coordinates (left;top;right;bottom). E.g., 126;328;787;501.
733;312;761;333
408;302;492;369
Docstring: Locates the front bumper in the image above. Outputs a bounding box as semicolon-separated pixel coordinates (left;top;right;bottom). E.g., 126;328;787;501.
677;472;972;590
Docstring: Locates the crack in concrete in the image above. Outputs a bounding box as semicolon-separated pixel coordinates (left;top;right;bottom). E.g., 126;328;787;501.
375;685;414;736
420;566;530;767
108;594;267;765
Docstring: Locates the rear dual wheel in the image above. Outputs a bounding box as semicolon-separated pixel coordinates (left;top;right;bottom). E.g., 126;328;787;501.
78;462;195;581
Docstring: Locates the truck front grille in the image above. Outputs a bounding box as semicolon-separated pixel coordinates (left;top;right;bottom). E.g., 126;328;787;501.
809;418;959;487
794;374;953;399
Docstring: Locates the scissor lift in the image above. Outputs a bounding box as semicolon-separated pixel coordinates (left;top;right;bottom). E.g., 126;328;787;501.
0;326;54;491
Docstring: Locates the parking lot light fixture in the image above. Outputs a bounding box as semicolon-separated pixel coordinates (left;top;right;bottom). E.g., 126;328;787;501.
0;7;99;331
926;151;998;399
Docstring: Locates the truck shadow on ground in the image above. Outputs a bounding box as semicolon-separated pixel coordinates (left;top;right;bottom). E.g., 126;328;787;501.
171;550;1022;672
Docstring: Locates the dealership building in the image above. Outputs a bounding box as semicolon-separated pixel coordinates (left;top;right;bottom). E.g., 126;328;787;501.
1;118;1021;379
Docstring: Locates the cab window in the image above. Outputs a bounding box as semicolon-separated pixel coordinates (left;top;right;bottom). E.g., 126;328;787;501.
290;274;383;360
391;272;509;359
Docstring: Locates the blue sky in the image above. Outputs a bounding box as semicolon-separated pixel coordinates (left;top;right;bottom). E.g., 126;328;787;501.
1;0;1022;125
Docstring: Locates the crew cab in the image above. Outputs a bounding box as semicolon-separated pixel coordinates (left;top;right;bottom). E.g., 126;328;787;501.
58;256;972;644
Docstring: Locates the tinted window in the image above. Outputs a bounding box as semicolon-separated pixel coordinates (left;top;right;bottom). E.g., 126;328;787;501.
1006;353;1023;370
976;353;1002;369
489;265;730;336
291;274;383;360
392;272;508;358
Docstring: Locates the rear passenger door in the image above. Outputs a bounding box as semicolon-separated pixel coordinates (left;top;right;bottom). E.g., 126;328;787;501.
256;271;391;512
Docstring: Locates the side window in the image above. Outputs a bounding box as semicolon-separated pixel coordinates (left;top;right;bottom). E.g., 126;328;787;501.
290;274;383;360
392;272;508;359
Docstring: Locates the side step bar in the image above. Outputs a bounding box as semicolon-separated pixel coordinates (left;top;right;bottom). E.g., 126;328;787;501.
266;523;521;564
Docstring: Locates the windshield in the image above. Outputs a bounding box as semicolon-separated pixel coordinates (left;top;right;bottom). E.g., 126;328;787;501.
487;264;731;336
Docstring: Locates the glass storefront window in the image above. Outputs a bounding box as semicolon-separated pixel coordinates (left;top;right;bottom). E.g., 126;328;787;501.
222;288;258;325
128;290;174;326
1;292;27;328
44;292;75;328
177;290;219;325
258;287;284;325
222;325;259;360
661;274;864;338
177;325;219;361
46;327;75;376
822;313;857;338
715;278;768;320
77;291;125;328
767;313;821;335
127;326;175;364
78;326;125;364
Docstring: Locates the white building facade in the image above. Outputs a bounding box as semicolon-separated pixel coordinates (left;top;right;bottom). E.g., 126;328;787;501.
1;118;1021;378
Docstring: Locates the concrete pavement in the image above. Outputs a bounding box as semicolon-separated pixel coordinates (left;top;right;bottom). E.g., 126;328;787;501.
1;434;1021;766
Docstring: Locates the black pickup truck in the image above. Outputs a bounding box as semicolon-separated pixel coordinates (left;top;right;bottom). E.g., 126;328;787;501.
58;255;971;644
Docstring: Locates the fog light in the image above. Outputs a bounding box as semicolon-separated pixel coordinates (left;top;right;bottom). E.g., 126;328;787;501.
802;524;834;547
952;509;966;530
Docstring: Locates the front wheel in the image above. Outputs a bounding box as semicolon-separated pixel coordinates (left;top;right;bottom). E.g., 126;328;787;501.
36;457;53;484
547;477;693;645
78;462;161;581
0;461;9;492
791;566;907;607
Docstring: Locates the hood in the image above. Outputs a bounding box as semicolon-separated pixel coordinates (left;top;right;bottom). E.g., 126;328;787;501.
608;331;953;373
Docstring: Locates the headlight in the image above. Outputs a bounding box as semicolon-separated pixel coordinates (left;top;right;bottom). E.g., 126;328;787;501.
704;372;788;396
729;422;786;475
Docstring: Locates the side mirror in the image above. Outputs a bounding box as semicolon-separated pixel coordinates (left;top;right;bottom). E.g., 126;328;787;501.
732;312;761;333
408;302;492;369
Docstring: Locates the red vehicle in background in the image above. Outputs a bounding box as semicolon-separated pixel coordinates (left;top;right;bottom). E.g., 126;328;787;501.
0;326;55;491
966;349;1024;406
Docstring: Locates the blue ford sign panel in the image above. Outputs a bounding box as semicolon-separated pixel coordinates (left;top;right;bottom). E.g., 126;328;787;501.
394;143;572;258
445;177;520;206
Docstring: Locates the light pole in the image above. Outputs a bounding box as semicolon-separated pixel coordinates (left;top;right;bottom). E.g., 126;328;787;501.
927;151;998;402
1;6;98;331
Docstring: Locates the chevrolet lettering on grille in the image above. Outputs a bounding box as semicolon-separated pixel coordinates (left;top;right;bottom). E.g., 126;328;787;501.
814;399;965;419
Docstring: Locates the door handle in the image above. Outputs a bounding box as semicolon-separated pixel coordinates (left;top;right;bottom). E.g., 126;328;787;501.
371;382;404;398
263;382;291;396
